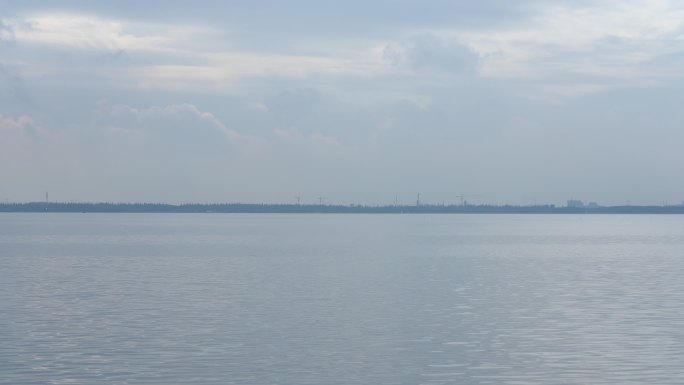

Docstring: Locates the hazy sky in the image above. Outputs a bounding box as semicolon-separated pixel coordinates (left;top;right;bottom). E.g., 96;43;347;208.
1;1;683;205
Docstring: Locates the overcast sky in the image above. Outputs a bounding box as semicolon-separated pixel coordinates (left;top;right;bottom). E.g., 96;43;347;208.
1;1;683;205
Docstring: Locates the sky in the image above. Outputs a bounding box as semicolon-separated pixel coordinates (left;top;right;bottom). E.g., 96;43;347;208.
1;0;683;206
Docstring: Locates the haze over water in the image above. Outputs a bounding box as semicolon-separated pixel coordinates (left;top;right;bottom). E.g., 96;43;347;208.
2;213;684;384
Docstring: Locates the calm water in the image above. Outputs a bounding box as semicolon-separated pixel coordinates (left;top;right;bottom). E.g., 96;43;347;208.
2;213;684;384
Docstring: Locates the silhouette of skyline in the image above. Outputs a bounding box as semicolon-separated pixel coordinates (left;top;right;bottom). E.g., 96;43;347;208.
2;200;684;214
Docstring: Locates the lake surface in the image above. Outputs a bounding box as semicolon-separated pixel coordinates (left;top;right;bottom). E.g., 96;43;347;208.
2;213;684;384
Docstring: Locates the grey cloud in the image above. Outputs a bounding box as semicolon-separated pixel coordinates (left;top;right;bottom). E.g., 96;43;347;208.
4;0;541;50
80;49;132;66
0;20;14;45
640;50;684;74
384;36;480;74
0;63;33;112
94;102;237;147
27;47;132;69
0;114;41;136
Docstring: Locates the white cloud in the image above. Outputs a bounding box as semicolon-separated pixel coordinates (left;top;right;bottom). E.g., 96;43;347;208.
0;114;50;142
5;14;385;89
131;53;382;91
463;0;684;83
10;14;186;52
94;102;240;143
245;102;269;113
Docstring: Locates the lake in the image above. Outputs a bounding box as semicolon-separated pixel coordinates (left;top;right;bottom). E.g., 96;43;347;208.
2;213;684;384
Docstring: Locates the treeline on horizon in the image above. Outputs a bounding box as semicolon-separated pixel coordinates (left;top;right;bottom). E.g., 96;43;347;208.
1;202;684;214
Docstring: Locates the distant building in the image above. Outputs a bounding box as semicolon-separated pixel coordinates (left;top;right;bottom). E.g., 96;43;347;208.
586;202;600;208
567;200;584;208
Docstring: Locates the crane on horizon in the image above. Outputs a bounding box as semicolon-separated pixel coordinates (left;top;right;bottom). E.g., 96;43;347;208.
455;194;481;206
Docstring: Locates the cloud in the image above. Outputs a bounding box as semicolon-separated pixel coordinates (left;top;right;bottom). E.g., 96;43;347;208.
10;14;177;52
94;102;240;149
3;1;538;40
467;0;684;84
0;114;53;148
11;3;681;100
640;49;684;77
4;13;388;93
131;53;382;91
245;102;269;113
384;35;480;74
0;19;15;45
0;114;41;134
0;63;32;107
272;127;342;153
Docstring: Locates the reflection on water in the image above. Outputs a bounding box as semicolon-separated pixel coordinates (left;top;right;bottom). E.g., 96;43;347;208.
2;214;684;384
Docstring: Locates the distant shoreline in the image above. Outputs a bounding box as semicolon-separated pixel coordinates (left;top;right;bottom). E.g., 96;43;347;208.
2;202;684;214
